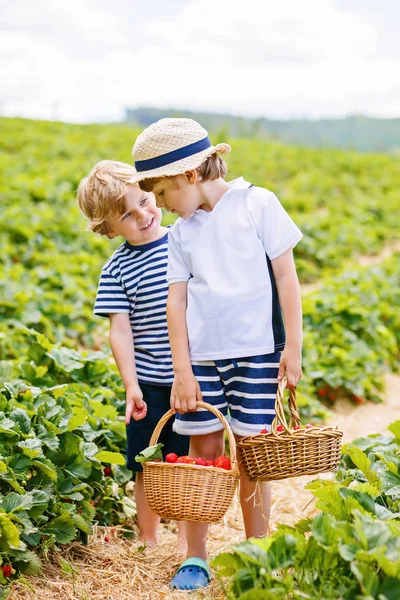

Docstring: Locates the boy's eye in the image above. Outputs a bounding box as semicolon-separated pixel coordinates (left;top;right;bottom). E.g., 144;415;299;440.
122;212;131;220
139;197;147;206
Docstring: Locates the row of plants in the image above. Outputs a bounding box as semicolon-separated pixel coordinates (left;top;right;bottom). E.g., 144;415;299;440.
213;420;400;599
302;254;400;405
0;327;136;597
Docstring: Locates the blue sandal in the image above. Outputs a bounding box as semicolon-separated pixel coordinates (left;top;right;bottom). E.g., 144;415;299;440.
170;557;212;590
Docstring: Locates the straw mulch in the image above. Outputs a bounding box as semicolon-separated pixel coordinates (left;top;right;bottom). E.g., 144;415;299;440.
9;478;316;600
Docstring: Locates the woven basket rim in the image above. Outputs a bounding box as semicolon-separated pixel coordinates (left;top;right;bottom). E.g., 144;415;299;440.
143;461;237;475
238;424;343;445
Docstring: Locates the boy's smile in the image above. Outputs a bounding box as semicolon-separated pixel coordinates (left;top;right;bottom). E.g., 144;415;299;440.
108;185;164;245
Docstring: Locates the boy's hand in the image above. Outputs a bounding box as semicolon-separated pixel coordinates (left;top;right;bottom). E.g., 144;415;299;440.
277;346;302;388
125;383;147;424
170;371;202;414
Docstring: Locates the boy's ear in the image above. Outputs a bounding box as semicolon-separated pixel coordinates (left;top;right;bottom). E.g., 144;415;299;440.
185;170;197;184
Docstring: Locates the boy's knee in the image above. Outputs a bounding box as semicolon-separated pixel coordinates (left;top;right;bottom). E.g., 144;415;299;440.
189;430;224;458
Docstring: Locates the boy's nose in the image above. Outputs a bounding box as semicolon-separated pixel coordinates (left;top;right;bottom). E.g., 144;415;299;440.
135;208;147;220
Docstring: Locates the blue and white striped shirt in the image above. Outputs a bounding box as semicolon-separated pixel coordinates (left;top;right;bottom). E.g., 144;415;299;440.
94;232;173;385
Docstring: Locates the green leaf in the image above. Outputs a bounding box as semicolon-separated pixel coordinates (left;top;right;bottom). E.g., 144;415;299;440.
66;407;87;431
29;489;51;518
347;446;380;486
42;512;77;544
135;443;163;464
211;551;243;576
0;360;13;382
32;458;58;482
65;456;92;479
10;408;31;434
95;451;126;466
122;496;137;520
72;513;91;535
11;549;42;575
388;420;400;439
47;348;84;372
311;513;340;547
339;543;359;561
0;511;20;551
17;438;43;459
350;562;379;596
2;492;34;513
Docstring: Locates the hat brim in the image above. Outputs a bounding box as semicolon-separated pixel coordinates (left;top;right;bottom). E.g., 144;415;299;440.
128;142;231;184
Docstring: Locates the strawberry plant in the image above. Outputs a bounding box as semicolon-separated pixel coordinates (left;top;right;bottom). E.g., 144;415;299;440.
213;419;400;599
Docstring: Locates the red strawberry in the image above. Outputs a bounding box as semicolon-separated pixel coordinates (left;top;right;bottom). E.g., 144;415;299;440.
213;456;231;470
194;457;208;466
353;395;365;405
89;500;95;506
294;425;302;430
277;425;284;432
205;459;214;466
165;453;178;463
317;386;330;397
1;565;12;578
103;467;112;477
104;535;110;543
260;428;268;434
78;508;83;514
305;424;314;429
176;456;196;464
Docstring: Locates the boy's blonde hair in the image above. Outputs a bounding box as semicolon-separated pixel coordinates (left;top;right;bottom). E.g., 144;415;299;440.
77;160;136;235
139;153;227;193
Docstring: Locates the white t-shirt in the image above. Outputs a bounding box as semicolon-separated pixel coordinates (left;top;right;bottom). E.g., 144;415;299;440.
167;177;303;361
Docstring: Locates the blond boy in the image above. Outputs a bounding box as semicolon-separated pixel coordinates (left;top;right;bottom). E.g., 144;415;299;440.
77;160;188;550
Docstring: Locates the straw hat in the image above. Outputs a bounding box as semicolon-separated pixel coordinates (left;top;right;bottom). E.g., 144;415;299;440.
129;118;231;183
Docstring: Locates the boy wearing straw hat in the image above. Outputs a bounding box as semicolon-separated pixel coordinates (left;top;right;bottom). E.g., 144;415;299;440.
130;119;303;590
77;160;189;551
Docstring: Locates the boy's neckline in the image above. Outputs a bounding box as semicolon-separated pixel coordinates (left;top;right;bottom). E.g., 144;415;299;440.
195;177;252;217
124;228;169;252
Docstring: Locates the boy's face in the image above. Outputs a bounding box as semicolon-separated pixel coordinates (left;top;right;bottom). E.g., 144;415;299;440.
151;174;201;219
108;185;162;245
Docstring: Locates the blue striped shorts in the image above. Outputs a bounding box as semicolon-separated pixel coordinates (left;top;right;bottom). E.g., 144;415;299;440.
173;352;281;437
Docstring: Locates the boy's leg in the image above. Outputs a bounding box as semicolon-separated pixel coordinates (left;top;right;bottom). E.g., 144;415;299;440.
171;363;227;589
236;437;271;538
220;353;280;539
135;472;160;546
184;430;224;559
126;383;174;547
176;521;187;554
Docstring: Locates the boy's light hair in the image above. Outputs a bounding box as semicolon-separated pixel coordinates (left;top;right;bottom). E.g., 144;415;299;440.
77;160;136;236
139;153;227;193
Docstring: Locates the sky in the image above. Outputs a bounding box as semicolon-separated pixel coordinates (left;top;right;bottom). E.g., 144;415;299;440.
0;0;399;123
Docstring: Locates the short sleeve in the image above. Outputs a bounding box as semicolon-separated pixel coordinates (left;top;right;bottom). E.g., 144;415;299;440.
166;224;191;284
248;188;303;260
94;269;131;318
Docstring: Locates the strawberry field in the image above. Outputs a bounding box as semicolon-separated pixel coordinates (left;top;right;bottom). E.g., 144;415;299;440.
1;117;400;599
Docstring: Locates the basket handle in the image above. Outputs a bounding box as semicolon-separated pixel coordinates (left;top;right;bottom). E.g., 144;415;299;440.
149;401;238;470
271;378;301;434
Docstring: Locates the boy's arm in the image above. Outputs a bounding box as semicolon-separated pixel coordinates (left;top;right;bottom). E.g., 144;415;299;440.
109;313;147;424
167;282;202;413
271;248;303;388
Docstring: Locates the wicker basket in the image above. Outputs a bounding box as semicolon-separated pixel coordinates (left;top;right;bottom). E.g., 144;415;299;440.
143;401;240;522
237;379;343;482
